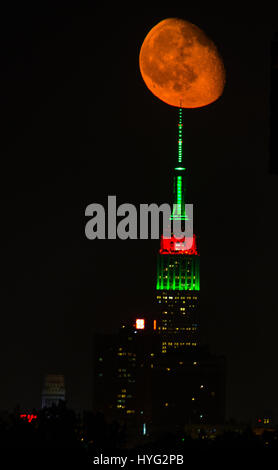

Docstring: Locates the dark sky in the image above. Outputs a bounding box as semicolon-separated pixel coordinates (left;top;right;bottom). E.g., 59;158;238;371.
1;5;278;423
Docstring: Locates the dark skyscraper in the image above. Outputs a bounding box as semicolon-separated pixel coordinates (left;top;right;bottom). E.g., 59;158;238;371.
41;374;66;409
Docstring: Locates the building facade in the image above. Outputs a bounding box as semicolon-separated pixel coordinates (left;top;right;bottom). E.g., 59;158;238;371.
270;32;278;174
93;108;226;438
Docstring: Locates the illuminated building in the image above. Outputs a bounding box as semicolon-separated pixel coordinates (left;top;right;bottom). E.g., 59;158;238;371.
151;108;225;428
93;320;159;434
93;108;226;436
41;374;66;408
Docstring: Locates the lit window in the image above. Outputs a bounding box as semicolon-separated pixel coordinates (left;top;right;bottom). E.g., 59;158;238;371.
136;319;145;329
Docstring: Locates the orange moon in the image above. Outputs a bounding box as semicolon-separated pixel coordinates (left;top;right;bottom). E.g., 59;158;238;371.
139;18;225;108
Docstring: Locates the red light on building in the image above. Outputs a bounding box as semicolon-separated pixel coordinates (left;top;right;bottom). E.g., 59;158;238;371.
136;319;145;329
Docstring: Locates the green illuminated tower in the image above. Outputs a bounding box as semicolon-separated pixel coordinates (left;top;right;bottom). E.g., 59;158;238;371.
156;108;200;353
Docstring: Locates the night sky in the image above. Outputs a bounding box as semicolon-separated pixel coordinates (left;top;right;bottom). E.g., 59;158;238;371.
1;5;278;423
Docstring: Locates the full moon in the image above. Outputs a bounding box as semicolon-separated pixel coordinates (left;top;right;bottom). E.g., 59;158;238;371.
139;18;225;108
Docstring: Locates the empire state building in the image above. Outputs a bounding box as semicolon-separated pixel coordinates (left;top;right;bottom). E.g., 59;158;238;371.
93;108;226;433
156;108;201;353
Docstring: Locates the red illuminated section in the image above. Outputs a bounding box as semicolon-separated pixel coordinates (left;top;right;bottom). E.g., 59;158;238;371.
136;319;145;329
20;414;37;423
159;233;198;255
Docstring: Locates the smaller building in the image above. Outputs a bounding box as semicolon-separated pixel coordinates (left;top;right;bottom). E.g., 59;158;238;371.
41;374;66;408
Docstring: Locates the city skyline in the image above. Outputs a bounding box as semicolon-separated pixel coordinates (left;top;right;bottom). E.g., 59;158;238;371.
1;5;278;427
